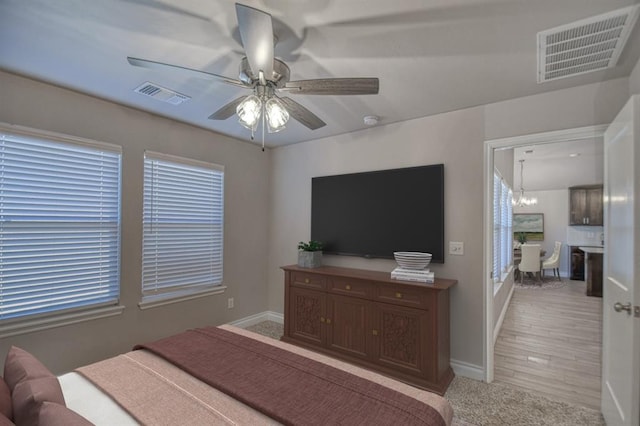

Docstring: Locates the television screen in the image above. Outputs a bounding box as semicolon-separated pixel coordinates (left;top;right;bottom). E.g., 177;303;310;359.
311;164;444;263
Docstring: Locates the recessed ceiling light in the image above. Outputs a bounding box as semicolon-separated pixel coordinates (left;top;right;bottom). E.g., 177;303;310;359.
569;153;581;157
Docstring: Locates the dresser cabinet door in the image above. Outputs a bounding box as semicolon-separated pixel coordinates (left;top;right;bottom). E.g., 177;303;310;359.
372;302;431;377
289;286;326;346
326;294;371;360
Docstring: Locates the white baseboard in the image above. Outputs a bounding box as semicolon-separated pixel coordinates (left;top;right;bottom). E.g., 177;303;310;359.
493;283;515;345
451;359;485;381
228;311;283;328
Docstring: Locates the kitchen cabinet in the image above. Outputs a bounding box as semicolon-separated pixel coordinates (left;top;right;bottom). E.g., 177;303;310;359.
282;264;456;395
569;185;603;226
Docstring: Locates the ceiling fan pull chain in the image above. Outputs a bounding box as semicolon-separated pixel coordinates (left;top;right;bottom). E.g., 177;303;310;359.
261;102;265;151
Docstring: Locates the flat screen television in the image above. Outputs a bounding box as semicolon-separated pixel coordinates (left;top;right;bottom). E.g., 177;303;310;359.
311;164;445;263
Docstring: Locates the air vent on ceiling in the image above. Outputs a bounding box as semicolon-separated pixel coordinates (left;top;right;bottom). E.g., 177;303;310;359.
537;5;640;83
133;82;190;105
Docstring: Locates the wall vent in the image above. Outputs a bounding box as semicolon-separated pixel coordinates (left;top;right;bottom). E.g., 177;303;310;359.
537;5;640;83
133;82;190;105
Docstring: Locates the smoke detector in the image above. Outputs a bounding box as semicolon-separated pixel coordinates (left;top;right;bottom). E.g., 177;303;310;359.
363;115;379;126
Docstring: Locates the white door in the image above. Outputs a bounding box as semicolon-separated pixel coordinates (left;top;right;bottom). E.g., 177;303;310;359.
601;95;639;426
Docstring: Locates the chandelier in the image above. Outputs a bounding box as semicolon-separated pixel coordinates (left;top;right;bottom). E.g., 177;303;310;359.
236;84;289;150
513;159;537;207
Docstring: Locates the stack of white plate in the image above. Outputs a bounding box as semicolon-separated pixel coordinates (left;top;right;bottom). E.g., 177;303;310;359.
393;252;432;270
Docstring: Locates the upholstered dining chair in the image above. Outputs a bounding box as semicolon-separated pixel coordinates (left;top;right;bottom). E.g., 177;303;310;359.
542;241;562;280
518;244;542;285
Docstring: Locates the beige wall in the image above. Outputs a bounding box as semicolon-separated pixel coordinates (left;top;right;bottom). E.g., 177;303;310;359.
0;71;271;374
268;77;630;370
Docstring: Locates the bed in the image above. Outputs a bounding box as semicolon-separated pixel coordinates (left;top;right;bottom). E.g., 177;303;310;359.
2;325;453;425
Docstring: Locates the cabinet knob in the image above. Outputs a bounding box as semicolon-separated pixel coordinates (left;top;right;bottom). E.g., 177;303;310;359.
395;292;403;299
345;285;351;290
304;278;310;283
320;317;325;323
372;329;378;336
326;318;332;324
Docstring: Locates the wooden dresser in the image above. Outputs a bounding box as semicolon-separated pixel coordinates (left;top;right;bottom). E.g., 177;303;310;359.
281;264;456;395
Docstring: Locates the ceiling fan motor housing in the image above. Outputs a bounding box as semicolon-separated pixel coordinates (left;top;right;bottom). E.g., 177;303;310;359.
239;57;290;88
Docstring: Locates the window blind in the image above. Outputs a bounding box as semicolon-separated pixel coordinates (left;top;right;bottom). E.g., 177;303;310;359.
493;173;501;280
493;171;514;283
0;131;122;321
142;152;224;303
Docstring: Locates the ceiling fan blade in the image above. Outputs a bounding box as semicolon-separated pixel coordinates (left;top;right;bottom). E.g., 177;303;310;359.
208;96;247;120
127;57;247;88
235;4;274;79
284;78;379;95
279;97;326;130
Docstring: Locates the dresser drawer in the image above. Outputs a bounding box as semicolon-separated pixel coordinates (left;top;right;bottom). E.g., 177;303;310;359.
291;271;326;290
328;277;372;299
377;284;429;309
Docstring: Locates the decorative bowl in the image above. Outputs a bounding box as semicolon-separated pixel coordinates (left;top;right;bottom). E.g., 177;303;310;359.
393;252;432;270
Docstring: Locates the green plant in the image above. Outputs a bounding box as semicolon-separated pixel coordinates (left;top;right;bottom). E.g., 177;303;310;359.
517;232;527;244
298;240;323;252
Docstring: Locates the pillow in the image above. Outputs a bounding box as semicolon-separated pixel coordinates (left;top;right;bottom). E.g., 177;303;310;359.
0;413;14;426
11;377;65;426
0;377;12;420
3;347;54;392
37;402;92;426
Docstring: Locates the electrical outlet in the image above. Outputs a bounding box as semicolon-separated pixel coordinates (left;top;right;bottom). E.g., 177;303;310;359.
227;298;234;309
449;241;464;255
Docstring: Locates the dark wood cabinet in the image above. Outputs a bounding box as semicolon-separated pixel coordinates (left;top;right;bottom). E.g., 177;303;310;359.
586;252;603;297
282;264;456;395
569;185;603;226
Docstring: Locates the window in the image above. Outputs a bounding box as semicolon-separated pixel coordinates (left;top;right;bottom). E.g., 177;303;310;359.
0;127;122;323
493;171;513;282
141;151;224;306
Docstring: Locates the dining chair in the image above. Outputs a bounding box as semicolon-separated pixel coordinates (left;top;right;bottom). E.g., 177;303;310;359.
542;241;562;280
518;244;542;285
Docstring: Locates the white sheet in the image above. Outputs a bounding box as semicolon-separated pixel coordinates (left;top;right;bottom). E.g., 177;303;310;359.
58;371;139;425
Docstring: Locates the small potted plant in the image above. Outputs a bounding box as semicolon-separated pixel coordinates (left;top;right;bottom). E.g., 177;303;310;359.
517;232;528;245
297;240;323;268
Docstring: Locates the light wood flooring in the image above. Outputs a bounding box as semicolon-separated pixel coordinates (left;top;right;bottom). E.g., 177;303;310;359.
494;279;603;410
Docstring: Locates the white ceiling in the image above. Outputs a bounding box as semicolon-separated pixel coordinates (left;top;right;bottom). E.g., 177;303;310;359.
0;0;639;148
513;138;604;191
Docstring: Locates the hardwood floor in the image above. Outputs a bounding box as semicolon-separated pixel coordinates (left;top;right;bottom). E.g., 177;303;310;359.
494;279;603;410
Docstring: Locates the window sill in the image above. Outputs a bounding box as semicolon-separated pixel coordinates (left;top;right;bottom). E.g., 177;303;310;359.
493;265;514;296
0;305;125;339
138;286;227;310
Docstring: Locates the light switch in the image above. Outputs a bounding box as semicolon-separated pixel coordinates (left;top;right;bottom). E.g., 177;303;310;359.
449;241;464;255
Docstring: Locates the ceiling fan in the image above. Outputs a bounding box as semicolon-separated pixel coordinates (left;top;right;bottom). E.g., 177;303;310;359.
127;3;380;149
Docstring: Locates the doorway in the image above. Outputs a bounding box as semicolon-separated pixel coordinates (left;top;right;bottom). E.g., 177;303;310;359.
483;125;608;388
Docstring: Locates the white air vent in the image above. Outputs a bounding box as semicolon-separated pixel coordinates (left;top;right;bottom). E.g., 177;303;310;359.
537;5;640;83
134;82;190;105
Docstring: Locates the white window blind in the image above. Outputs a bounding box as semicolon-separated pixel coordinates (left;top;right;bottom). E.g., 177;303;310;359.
0;130;122;321
493;171;513;282
142;152;224;303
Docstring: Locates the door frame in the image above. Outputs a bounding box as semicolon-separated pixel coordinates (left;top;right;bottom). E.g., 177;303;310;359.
483;125;608;382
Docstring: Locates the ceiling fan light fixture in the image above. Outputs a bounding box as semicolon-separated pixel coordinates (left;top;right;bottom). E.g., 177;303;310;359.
265;97;289;133
236;95;261;130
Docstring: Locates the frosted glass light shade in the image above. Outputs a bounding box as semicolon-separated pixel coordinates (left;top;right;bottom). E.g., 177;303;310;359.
236;95;261;130
265;97;289;133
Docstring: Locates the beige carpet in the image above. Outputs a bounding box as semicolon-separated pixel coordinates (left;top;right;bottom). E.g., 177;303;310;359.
245;321;605;426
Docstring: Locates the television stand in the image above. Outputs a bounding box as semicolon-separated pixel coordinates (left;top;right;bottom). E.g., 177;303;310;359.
281;264;456;395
